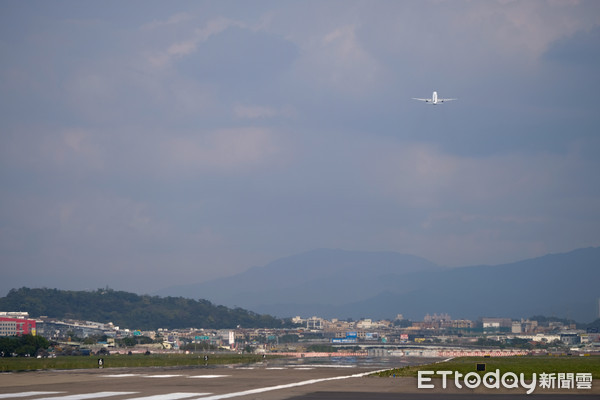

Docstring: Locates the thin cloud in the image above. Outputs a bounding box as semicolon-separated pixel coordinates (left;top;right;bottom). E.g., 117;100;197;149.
146;18;240;69
289;24;383;96
163;127;282;173
233;104;297;119
141;12;195;31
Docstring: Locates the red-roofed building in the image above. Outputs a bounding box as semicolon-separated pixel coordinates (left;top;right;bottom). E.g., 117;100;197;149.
0;317;37;336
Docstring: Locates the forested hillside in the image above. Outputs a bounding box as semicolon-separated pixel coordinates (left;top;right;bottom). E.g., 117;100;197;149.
0;288;287;330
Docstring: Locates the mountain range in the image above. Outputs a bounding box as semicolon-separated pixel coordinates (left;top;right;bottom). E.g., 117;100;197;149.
157;247;600;322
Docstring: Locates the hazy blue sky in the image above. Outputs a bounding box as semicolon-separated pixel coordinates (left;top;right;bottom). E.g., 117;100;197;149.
1;0;599;296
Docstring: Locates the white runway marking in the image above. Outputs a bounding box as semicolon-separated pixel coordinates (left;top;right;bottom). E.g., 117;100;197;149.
0;393;65;399
189;369;388;400
142;375;182;378
34;392;138;400
125;393;210;400
188;375;229;379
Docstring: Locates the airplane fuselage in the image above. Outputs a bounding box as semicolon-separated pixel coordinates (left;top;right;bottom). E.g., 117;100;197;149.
413;91;455;105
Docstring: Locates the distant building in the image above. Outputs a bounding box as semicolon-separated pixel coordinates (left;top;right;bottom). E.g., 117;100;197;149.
0;317;37;336
324;319;354;332
306;317;324;330
424;313;451;323
356;319;373;329
560;332;581;345
512;321;522;334
482;318;512;332
512;319;539;334
452;320;474;329
291;316;324;330
35;319;107;340
0;312;30;319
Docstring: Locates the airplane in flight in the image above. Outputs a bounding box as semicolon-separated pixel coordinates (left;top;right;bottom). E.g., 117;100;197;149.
412;91;457;105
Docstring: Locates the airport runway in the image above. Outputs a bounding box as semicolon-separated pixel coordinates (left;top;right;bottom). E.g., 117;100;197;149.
0;360;597;400
287;394;599;400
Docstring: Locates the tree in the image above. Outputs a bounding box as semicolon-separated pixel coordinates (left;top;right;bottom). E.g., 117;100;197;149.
0;334;49;357
306;344;337;352
136;336;153;345
278;334;300;343
119;337;137;347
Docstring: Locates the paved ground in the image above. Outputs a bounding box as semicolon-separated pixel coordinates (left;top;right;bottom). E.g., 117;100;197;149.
287;394;600;400
0;362;597;400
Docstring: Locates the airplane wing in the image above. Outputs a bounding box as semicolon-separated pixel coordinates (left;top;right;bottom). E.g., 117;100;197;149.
438;98;457;102
412;98;431;102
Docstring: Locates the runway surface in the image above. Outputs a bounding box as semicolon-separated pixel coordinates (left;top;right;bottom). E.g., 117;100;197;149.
287;394;599;400
0;358;597;400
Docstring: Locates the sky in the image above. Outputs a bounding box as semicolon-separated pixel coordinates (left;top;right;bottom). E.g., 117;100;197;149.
1;0;600;297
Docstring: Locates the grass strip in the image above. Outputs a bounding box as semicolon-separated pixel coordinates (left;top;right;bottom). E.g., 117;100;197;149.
374;355;600;379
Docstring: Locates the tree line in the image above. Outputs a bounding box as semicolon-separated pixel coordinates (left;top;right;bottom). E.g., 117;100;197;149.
0;334;49;357
0;287;290;330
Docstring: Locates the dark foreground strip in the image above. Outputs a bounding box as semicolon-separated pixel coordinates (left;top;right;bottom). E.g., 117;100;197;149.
286;393;599;400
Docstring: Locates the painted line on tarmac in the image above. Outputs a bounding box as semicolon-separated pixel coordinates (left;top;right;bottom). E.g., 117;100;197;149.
125;393;211;400
34;392;138;400
101;373;228;379
0;393;66;399
190;369;388;400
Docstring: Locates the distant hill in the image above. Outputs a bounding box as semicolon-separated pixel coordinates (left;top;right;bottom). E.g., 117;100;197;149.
158;247;600;322
0;287;287;330
157;248;440;310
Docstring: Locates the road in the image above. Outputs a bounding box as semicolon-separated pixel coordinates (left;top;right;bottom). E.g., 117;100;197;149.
0;359;597;400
